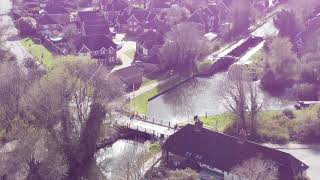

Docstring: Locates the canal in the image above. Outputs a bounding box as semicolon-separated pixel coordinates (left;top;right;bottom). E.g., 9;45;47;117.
94;139;149;179
147;72;294;124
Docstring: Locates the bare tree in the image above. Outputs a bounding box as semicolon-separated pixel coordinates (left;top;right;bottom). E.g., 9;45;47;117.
0;61;27;132
231;156;279;180
161;5;190;26
222;65;262;135
159;22;211;76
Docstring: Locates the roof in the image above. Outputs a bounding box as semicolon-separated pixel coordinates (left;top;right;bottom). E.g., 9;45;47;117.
137;31;164;49
78;11;107;23
76;35;116;52
163;124;308;180
44;5;68;14
129;8;149;22
37;15;57;25
84;22;110;36
114;65;143;88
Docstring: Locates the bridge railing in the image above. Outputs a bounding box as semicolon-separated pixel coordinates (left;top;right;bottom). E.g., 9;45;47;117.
115;108;178;129
118;122;174;138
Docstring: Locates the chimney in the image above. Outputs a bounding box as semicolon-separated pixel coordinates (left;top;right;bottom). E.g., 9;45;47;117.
193;115;203;132
237;129;248;144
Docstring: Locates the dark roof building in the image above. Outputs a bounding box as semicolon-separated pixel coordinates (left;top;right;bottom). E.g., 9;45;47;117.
44;5;68;14
163;124;308;180
114;65;144;91
137;31;164;49
83;23;110;36
75;35;117;53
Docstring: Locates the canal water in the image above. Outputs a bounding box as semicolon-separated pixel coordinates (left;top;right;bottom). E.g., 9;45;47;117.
95;139;149;179
147;72;294;124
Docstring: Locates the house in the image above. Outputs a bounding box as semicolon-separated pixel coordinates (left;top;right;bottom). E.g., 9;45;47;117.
114;65;144;91
126;8;149;34
207;0;231;24
75;35;117;65
163;123;308;180
136;31;164;61
188;7;219;32
37;14;62;36
78;10;113;37
41;4;71;24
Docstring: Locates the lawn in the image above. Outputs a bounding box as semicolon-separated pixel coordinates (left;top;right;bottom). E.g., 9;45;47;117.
201;113;233;132
129;87;159;115
20;38;53;68
246;49;264;78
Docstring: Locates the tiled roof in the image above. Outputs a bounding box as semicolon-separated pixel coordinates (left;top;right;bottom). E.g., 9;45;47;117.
44;5;68;14
114;65;143;88
163;124;308;180
84;23;110;36
137;31;164;49
76;35;116;52
37;15;57;25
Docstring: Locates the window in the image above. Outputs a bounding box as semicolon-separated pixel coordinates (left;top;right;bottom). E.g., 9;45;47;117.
109;56;115;62
143;48;148;55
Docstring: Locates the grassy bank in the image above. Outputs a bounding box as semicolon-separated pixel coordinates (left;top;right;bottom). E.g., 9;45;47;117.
20;38;53;68
201;113;233;132
129;76;182;115
256;105;320;143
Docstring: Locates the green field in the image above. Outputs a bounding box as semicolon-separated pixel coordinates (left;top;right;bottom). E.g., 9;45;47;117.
20;38;53;68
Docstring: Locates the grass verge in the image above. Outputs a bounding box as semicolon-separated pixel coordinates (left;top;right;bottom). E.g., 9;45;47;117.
20;38;53;68
129;76;182;115
201;113;233;132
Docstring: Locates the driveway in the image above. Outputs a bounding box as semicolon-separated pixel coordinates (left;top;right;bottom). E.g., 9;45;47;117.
112;33;136;72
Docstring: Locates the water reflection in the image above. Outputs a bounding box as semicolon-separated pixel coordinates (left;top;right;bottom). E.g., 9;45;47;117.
148;73;294;123
95;139;148;179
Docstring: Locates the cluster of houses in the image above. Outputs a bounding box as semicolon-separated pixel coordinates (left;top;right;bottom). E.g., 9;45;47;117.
17;0;277;61
14;0;278;90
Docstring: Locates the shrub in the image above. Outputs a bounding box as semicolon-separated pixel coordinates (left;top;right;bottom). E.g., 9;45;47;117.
257;125;290;144
293;83;318;101
261;70;293;96
283;109;295;119
296;118;320;142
